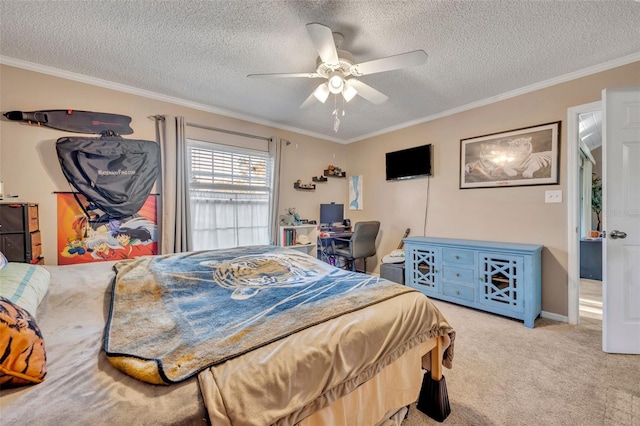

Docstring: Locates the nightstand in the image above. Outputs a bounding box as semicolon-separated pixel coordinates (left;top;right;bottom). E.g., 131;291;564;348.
0;202;44;264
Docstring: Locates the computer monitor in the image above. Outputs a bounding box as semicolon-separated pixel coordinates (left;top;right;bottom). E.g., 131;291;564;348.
320;203;344;227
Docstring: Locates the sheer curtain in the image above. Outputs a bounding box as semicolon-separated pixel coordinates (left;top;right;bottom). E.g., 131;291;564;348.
186;131;280;251
154;115;192;254
191;192;270;250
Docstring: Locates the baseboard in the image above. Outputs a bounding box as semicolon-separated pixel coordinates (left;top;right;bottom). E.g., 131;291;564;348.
541;310;568;323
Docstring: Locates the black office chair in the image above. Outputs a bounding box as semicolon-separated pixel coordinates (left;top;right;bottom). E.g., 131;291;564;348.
331;221;380;273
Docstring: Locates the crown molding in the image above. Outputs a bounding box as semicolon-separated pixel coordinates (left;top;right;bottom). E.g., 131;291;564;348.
0;56;344;144
346;52;640;144
3;52;638;145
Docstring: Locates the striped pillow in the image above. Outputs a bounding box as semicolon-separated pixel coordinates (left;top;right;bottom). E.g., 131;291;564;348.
0;263;50;318
0;251;7;270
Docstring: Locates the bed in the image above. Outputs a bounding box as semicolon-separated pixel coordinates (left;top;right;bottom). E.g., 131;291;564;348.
0;245;454;425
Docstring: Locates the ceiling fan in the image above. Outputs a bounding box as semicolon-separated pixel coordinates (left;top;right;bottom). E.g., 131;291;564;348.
248;23;428;109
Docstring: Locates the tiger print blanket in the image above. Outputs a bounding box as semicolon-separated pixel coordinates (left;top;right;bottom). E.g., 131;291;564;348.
104;246;416;384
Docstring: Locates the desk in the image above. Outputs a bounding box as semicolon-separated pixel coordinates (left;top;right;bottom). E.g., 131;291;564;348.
317;231;353;264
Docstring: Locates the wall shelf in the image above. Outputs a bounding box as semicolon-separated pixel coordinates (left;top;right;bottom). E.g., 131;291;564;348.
324;170;346;178
294;182;315;190
312;176;328;182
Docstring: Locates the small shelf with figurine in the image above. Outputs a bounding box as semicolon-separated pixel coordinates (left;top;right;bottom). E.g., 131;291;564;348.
312;176;328;182
324;165;346;178
324;170;346;178
294;181;316;190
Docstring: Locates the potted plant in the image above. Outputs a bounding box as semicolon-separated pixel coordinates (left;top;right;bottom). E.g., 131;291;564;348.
592;173;602;232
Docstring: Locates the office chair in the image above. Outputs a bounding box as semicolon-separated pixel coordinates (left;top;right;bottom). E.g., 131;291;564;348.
331;221;380;273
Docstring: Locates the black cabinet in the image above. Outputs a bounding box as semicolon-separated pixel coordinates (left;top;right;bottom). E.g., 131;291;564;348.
580;239;602;280
0;203;43;264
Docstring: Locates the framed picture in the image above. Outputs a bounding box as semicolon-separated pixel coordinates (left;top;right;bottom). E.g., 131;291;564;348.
348;175;363;210
460;121;560;189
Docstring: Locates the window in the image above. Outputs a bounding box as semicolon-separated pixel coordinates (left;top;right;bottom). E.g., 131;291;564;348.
187;140;272;250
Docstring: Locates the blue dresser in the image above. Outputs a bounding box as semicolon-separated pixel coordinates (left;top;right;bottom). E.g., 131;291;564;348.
404;237;543;328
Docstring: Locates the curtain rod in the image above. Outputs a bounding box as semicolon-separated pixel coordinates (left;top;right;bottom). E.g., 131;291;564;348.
186;121;271;142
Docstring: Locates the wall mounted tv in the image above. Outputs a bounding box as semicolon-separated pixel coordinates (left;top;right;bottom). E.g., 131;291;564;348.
385;144;432;181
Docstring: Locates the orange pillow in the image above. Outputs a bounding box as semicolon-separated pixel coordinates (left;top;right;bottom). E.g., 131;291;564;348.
0;296;47;388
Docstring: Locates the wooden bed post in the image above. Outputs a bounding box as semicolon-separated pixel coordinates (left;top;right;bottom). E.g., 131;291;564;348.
430;335;444;381
417;336;451;422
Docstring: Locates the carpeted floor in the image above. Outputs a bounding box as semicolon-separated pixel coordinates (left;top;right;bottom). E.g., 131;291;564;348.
402;289;640;426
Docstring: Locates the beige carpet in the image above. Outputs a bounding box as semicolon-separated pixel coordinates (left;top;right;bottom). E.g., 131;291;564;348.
402;295;640;426
579;279;603;321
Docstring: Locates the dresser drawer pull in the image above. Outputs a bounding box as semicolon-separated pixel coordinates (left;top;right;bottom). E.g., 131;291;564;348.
455;255;460;259
455;290;461;295
455;272;460;277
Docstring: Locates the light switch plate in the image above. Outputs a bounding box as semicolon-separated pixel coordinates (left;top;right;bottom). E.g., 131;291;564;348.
545;190;562;203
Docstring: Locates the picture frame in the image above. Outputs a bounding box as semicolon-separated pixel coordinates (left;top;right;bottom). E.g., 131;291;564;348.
460;121;560;189
348;175;363;210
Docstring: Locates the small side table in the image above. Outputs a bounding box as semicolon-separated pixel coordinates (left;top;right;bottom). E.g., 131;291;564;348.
380;262;405;284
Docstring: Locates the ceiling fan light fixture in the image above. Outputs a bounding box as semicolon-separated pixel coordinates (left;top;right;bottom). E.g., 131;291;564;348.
313;83;330;103
342;80;357;102
328;72;344;94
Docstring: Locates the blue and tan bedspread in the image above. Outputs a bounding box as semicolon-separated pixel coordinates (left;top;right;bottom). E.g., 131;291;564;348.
104;245;420;384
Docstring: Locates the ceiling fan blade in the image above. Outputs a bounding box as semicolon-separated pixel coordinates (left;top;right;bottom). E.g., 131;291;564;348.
347;79;388;105
350;50;428;76
300;92;317;109
306;23;339;66
247;72;321;78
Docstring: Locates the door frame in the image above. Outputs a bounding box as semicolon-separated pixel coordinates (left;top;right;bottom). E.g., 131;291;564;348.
566;100;601;325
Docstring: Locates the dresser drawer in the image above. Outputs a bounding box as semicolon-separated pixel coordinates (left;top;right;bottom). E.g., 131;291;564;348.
443;265;474;282
443;283;475;302
28;205;39;232
31;231;42;259
0;233;26;261
442;248;474;265
0;204;25;232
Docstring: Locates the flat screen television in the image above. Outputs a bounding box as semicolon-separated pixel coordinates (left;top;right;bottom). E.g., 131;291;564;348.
320;203;344;227
385;144;432;181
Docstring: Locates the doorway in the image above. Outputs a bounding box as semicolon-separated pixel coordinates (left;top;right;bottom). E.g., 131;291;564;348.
567;101;602;325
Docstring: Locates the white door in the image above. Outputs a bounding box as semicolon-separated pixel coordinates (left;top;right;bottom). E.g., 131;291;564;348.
602;87;640;354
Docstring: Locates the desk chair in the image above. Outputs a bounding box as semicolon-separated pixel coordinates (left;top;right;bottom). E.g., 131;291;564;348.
331;221;380;273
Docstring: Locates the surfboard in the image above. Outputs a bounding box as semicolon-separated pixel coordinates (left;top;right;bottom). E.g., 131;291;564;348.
3;109;133;135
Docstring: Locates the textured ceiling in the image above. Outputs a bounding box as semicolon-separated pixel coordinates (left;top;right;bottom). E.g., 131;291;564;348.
1;1;639;143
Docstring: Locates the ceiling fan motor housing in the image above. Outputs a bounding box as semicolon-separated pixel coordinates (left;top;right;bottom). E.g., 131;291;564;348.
315;49;354;78
250;23;423;110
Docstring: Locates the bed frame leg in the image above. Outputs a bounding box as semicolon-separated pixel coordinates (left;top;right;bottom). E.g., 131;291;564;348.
416;336;451;422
